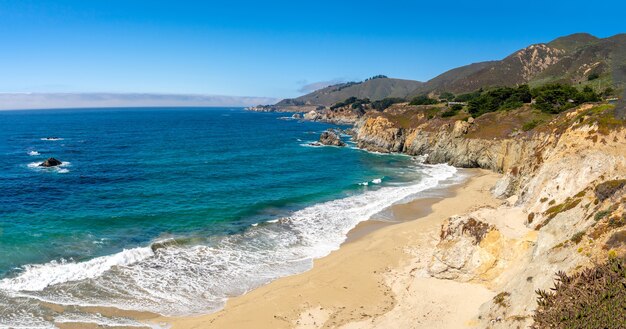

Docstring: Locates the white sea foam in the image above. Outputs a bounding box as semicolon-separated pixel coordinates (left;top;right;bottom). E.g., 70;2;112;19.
40;137;63;141
0;163;458;323
372;178;383;184
0;247;154;291
54;312;165;328
28;151;40;156
27;161;71;173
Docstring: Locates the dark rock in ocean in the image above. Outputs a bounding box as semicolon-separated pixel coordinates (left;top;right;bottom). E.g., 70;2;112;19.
292;113;302;119
39;158;62;167
319;129;346;147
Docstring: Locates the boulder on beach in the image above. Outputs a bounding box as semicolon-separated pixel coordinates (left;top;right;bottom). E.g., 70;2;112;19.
39;158;62;167
319;129;346;147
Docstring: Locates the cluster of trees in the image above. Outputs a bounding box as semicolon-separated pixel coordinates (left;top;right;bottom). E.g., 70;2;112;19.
372;97;405;111
466;85;532;117
457;84;604;116
330;96;406;111
532;84;601;113
330;97;371;110
330;83;610;116
409;95;439;105
364;75;388;81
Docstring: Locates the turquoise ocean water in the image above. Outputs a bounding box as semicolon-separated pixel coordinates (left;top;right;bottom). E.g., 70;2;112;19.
0;108;458;327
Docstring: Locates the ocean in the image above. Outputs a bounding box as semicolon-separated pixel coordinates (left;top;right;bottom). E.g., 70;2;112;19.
0;107;458;327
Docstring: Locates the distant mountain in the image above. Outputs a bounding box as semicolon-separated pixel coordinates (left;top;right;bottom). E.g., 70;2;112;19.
411;33;626;96
275;77;423;107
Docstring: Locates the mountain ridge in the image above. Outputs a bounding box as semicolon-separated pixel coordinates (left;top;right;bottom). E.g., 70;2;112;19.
271;33;624;113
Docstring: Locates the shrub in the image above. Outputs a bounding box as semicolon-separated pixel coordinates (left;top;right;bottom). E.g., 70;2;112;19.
570;231;585;244
531;83;602;114
532;258;626;328
608;216;625;228
522;119;541;131
594;179;626;201
594;209;611;221
587;72;600;81
441;104;463;117
493;291;511;307
439;91;455;101
454;90;482;103
331;97;358;109
372;97;405;111
467;85;531;117
409;95;439;106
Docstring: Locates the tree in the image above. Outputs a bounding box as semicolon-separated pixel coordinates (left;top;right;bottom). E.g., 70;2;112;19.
409;95;439;106
439;92;455;101
531;84;577;113
372;97;405;111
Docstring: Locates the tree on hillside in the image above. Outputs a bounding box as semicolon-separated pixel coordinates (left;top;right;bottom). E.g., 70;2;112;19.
467;85;531;117
531;84;601;114
372;98;405;111
439;92;455;101
409;95;439;106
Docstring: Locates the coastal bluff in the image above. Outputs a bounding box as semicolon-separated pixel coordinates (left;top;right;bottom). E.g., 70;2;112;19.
273;101;626;328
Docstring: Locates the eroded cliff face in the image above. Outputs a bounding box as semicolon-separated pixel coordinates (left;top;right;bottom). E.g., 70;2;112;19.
351;103;626;327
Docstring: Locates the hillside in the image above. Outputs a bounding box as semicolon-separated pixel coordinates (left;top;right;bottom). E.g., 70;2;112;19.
411;33;626;96
275;77;422;107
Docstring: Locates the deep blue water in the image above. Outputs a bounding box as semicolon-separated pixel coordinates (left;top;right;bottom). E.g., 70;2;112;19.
0;108;457;327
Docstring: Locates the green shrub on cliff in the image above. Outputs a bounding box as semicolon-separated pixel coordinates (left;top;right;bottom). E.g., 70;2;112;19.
532;258;626;328
467;85;531;117
409;95;439;106
330;97;370;110
531;84;601;114
372;97;405;111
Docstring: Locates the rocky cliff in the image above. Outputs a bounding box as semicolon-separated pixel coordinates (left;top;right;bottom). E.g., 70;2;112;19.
348;102;626;327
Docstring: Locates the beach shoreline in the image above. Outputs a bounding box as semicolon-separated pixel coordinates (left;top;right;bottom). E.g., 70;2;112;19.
152;168;502;329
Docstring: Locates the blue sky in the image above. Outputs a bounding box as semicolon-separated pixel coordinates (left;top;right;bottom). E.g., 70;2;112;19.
1;0;624;99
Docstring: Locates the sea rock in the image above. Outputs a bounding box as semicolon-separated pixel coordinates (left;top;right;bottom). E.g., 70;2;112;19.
39;157;62;167
292;113;302;119
319;130;345;147
304;110;321;121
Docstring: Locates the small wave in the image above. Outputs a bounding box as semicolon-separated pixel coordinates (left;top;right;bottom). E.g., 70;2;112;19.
28;151;40;156
40;137;63;141
0;247;154;291
358;177;383;186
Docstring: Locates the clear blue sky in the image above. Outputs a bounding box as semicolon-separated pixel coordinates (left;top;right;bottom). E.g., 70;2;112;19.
1;0;624;99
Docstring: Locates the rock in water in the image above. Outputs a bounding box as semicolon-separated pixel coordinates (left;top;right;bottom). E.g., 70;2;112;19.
39;157;62;167
319;130;346;147
292;113;302;119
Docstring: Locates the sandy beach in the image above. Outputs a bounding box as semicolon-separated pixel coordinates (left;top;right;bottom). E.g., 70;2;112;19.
154;169;502;329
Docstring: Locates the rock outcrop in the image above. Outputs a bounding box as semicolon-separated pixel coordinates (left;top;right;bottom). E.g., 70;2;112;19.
39;158;62;167
318;130;345;147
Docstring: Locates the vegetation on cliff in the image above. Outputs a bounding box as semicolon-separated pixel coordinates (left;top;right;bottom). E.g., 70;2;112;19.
532;258;626;328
